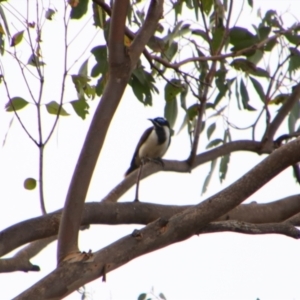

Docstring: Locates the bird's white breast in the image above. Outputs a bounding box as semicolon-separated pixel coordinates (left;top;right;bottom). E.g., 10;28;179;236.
138;125;170;159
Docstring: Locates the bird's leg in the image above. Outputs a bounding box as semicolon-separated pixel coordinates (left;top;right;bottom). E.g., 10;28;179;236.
134;159;145;202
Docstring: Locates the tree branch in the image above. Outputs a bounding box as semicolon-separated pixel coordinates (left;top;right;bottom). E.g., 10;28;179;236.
104;140;264;202
14;137;300;298
57;0;164;264
2;194;300;259
129;0;163;65
201;220;300;238
0;236;56;273
262;83;300;144
150;26;297;70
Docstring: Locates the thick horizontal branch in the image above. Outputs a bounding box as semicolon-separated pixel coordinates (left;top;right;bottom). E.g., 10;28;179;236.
15;137;300;298
0;237;56;273
201;220;300;238
3;219;299;274
284;211;300;225
2;194;300;258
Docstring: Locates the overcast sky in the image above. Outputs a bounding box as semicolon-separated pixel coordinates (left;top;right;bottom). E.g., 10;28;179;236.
1;1;300;299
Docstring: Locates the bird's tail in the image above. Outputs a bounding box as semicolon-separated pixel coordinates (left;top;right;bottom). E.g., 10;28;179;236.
124;164;138;177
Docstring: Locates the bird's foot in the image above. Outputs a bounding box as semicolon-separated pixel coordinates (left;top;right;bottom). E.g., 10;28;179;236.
149;157;164;168
141;157;164;168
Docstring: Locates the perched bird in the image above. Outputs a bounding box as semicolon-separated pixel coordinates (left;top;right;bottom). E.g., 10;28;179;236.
125;117;171;176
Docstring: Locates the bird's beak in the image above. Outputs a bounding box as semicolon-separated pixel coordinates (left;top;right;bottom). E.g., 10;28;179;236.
148;118;154;124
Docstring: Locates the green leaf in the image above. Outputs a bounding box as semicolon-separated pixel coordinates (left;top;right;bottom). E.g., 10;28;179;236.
5;97;28;112
72;75;88;99
206;123;216;140
187;104;199;120
78;59;88;77
163;41;178;61
262;10;280;27
219;153;230;182
264;38;277;51
247;49;263;65
192;29;208;42
230;27;255;41
24;178;37;190
92;2;106;28
219;129;231;182
257;26;271;41
231;58;257;73
45;101;69;116
191;0;199;20
137;293;147;300
240;79;249;107
214;67;232;106
288;100;300;133
70;99;89;120
229;27;257;51
234;79;241;110
250;67;269;78
164;97;178;129
206;138;223;149
211;27;225;53
202;0;213;15
180;85;188;110
285;32;300;45
95;75;108;96
0;31;5;55
164;79;183;102
70;0;88;19
289;48;300;74
202;159;217;195
0;5;10;38
247;0;253;7
84;84;96;99
249;76;265;103
27;53;45;67
45;8;56;20
173;0;183;18
10;30;24;47
91;45;108;77
129;66;157;106
163;21;190;44
269;93;289;105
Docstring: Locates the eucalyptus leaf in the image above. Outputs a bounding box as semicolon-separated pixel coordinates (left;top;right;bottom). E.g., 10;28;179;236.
202;159;217;195
70;0;88;19
10;30;24;47
5;97;28;112
46;101;69;116
71;99;89;120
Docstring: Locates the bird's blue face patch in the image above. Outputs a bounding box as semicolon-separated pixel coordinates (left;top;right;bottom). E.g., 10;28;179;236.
154;117;168;125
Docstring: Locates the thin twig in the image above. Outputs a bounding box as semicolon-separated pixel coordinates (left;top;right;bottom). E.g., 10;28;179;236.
0;68;38;146
151;25;299;70
44;2;69;145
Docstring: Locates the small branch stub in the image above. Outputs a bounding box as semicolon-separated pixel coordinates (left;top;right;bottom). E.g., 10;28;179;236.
132;229;143;240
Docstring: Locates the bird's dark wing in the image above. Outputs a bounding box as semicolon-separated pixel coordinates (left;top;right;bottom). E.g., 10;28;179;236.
124;127;153;176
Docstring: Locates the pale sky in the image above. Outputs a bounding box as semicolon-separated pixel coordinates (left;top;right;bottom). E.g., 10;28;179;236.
1;1;300;299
